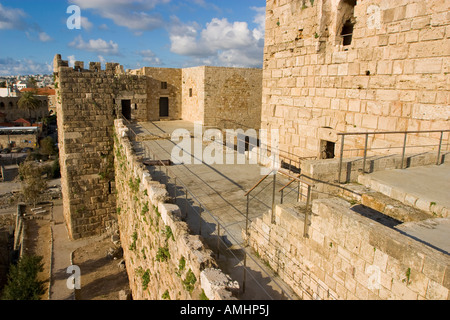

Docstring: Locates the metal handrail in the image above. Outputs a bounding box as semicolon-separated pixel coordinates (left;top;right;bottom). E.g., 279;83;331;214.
244;170;275;197
278;174;302;193
337;129;450;184
337;130;450;136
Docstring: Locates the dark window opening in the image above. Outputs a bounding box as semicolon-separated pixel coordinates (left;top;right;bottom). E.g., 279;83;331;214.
341;19;354;46
189;88;193;97
161;82;168;90
321;140;336;159
108;181;113;194
159;97;169;117
121;100;132;120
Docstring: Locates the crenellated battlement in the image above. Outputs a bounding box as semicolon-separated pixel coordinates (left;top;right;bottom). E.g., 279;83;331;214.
53;54;125;75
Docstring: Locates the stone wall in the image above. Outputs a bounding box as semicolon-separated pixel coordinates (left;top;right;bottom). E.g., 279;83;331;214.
181;66;263;130
182;67;206;124
114;119;238;300
204;66;263;130
53;54;147;240
262;0;450;159
248;198;450;300
131;67;182;121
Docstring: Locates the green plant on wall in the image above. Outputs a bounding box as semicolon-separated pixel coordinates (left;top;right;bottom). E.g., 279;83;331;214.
162;226;174;242
162;290;170;300
183;269;197;293
142;269;151;290
156;246;170;262
199;290;209;300
129;231;138;251
128;177;141;194
141;202;149;215
403;268;412;285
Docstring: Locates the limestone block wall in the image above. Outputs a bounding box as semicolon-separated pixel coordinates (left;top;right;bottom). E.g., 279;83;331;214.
53;54;147;240
262;0;450;159
132;67;182;121
248;198;450;300
182;67;206;124
181;66;263;131
114;119;238;300
204;66;263;131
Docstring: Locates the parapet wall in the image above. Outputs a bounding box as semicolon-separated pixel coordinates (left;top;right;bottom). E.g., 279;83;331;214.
114;119;238;300
248;198;450;300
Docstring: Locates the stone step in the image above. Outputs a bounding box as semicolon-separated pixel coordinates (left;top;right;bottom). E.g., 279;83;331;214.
360;191;433;223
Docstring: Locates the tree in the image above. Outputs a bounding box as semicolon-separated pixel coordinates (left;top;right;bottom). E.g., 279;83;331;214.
40;136;57;156
18;91;41;120
19;161;47;208
1;255;46;300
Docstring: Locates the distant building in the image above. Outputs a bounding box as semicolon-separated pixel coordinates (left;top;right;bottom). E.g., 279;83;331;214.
15;81;27;90
0;95;49;123
20;87;57;115
0;126;40;149
0;85;20;97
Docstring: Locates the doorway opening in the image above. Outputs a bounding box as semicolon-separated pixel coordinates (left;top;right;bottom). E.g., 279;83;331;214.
159;97;169;118
121;100;131;120
320;140;336;159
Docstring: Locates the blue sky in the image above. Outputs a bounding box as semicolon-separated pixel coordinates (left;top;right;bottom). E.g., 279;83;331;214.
0;0;266;76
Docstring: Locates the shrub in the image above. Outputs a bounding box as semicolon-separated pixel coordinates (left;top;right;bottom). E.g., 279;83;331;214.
1;255;45;300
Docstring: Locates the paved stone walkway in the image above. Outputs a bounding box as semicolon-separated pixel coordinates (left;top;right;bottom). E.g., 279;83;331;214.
131;121;300;300
49;199;103;300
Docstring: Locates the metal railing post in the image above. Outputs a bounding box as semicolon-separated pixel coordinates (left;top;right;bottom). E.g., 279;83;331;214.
437;131;444;165
242;252;247;294
271;173;276;224
338;135;345;183
280;189;284;205
173;177;177;203
198;205;202;236
362;133;369;174
217;224;220;259
401;132;408;169
306;185;312;210
185;188;188;216
245;194;250;239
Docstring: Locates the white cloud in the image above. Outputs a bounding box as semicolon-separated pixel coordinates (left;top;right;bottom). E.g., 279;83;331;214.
67;55;77;67
0;57;52;76
169;7;265;68
69;35;120;55
98;55;107;65
137;50;163;66
70;0;170;31
81;16;94;31
0;3;28;30
38;32;53;42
